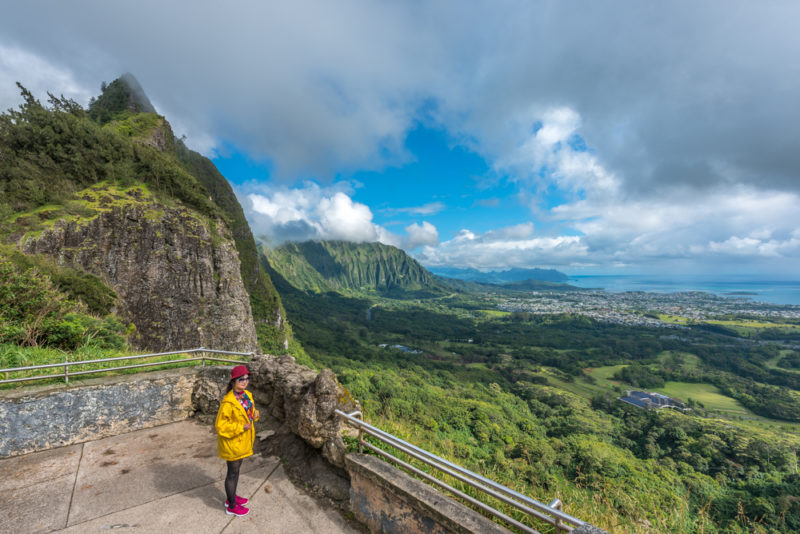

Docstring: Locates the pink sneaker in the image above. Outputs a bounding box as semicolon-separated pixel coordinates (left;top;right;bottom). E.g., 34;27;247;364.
226;503;249;516
224;495;248;507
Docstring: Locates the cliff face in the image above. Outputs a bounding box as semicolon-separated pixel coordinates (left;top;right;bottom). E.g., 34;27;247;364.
20;184;257;351
177;143;289;352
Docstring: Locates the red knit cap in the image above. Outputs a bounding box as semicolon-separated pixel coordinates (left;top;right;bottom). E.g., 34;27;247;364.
230;365;248;380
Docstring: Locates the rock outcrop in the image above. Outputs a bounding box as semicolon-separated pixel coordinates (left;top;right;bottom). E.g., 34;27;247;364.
21;184;257;351
193;355;360;468
250;353;360;467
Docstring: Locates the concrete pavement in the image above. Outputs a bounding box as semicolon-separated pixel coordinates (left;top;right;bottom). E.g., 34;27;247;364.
0;419;361;534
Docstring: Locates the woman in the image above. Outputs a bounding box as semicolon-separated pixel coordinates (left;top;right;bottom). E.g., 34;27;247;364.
215;365;260;516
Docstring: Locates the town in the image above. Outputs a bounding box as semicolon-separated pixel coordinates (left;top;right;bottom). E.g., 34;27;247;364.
495;288;800;327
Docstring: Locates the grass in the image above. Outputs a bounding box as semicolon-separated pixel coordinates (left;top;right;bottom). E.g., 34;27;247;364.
652;381;800;433
550;362;800;434
585;364;626;384
706;318;800;330
544;371;609;399
477;309;511;318
654;382;746;413
657;314;800;337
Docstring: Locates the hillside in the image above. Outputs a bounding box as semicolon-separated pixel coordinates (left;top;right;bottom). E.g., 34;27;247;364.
0;77;288;352
262;240;449;298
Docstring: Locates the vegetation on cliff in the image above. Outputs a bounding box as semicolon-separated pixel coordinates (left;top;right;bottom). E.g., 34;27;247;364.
0;77;289;353
0;249;125;350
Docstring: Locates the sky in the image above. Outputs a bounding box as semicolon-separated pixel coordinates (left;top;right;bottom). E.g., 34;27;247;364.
1;1;799;277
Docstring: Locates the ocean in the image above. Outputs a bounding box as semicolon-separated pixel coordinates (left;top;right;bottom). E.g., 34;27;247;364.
567;275;800;306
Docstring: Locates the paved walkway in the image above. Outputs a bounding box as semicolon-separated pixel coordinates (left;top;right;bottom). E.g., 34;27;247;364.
0;420;361;534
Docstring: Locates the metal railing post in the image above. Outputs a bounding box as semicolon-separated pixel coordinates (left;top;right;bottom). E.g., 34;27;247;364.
64;352;69;385
200;346;205;366
550;499;564;533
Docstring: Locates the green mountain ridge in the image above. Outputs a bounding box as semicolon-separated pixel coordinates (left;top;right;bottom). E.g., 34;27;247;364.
262;240;449;298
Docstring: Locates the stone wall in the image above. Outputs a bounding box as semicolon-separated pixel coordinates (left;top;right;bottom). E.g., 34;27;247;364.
1;355;360;465
346;453;511;534
346;454;609;534
0;367;197;458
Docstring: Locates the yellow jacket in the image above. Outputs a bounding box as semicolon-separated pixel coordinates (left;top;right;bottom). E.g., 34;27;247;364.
215;389;259;461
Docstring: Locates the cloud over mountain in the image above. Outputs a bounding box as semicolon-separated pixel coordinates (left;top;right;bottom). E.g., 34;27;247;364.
2;1;798;274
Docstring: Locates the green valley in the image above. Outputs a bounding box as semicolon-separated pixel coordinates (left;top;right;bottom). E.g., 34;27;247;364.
264;240;800;533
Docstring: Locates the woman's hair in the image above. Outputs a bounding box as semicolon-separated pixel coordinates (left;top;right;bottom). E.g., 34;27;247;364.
225;379;236;394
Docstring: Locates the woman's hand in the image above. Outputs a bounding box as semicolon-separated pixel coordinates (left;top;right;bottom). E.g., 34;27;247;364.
243;422;251;431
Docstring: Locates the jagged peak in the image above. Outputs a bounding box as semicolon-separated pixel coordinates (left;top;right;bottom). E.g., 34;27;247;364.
88;72;156;123
118;73;156;113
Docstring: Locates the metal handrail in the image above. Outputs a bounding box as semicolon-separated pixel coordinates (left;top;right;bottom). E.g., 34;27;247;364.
336;409;585;534
0;347;254;385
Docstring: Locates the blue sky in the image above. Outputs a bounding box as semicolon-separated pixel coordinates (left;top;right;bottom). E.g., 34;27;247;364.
1;1;799;276
214;125;531;243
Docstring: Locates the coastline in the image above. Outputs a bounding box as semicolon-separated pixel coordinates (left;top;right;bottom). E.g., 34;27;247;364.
567;275;800;306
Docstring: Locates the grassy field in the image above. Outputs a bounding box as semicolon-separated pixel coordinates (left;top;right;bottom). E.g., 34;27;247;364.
764;350;800;374
544;361;800;434
477;309;511;318
657;314;800;336
656;350;703;368
541;365;625;399
707;318;800;329
586;364;625;384
652;381;800;432
654;381;747;413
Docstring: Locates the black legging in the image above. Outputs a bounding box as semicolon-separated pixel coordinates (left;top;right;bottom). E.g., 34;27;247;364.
225;459;243;506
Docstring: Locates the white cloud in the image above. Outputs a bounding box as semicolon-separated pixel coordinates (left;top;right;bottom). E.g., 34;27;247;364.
404;221;439;249
243;182;411;247
487;106;620;209
0;43;92;111
412;184;800;273
415;223;587;270
548;185;800;270
317;192;378;242
2;2;800;274
537;108;581;145
482;222;535;241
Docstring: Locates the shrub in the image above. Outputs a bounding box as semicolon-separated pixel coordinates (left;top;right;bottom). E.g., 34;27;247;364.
0;260;126;350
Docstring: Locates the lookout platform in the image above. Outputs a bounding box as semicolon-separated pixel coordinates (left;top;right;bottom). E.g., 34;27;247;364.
0;419;360;534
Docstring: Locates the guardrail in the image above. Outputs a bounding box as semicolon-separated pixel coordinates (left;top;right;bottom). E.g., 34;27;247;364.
0;347;254;386
336;409;585;534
